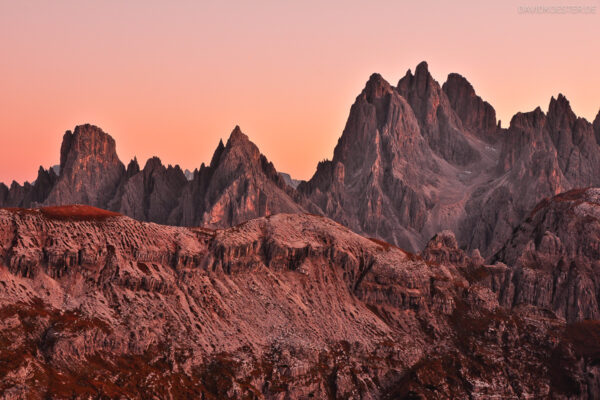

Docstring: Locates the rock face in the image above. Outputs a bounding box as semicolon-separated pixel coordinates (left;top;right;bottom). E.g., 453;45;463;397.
45;124;125;208
396;62;481;166
173;126;314;228
301;63;600;256
491;188;600;323
0;207;599;398
299;73;437;250
0;124;314;229
464;96;600;256
115;157;188;224
594;110;600;145
442;72;499;143
300;65;500;252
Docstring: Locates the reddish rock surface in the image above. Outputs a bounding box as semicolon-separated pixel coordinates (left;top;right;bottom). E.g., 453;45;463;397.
303;64;600;257
0;208;599;398
464;96;600;256
301;64;502;253
491;188;600;323
173;126;316;228
44;124;125;208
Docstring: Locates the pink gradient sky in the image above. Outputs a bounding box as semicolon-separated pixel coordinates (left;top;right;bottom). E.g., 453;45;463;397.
1;0;599;184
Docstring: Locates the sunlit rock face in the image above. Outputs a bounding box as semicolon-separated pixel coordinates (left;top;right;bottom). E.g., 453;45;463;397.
0;208;599;398
44;124;126;208
171;126;317;228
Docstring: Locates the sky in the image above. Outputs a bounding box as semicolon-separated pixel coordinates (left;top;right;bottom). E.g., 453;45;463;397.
1;0;599;184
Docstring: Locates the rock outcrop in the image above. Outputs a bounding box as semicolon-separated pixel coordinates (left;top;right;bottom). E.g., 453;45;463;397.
300;65;501;252
44;124;126;208
173;126;314;227
442;72;499;143
396;62;480;166
463;96;600;256
491;188;600;323
0;124;315;230
115;157;188;224
302;63;600;257
299;73;436;250
0;167;58;208
0;208;598;398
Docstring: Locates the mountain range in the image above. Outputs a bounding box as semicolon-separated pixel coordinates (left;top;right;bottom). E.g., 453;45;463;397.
2;62;599;260
2;61;600;398
1;186;600;397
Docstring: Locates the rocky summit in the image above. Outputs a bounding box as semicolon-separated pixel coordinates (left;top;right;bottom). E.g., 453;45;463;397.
1;62;600;398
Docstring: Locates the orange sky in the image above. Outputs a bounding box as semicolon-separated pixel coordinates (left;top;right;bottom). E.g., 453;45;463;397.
1;0;599;184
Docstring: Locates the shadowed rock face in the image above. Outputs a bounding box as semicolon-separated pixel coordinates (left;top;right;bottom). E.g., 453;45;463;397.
594;110;600;145
491;188;600;323
443;72;499;143
0;167;58;208
115;157;188;224
397;62;481;166
0;209;599;398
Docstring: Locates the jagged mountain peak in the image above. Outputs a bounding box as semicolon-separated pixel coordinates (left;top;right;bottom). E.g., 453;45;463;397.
444;72;475;92
143;156;164;172
548;93;575;118
443;72;498;141
126;157;140;176
221;125;262;164
402;61;430;78
363;73;394;101
397;62;480;165
45;125;125;208
209;139;226;168
398;61;433;95
414;60;430;78
59;123;119;169
509;107;545;130
174;124;311;228
227;125;249;145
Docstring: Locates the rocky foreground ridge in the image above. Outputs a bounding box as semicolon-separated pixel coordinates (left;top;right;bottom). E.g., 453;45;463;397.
1;187;600;398
2;63;600;259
